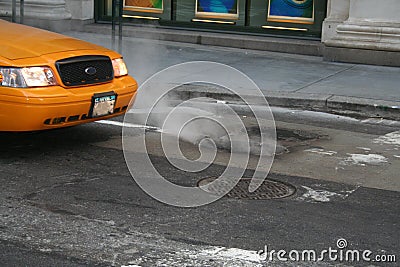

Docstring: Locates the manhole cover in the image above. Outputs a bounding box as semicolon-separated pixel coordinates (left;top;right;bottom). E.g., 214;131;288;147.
197;177;296;200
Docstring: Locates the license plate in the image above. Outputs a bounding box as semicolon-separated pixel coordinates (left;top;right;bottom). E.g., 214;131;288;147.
90;92;117;118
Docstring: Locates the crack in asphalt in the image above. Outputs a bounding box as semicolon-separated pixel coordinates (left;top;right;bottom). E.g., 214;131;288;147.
73;196;156;210
21;175;102;200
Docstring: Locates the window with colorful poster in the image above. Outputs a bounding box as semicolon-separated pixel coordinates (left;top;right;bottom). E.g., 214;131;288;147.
267;0;314;24
123;0;164;13
195;0;239;19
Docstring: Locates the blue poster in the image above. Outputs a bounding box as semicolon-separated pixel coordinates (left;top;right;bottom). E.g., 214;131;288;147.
196;0;239;19
268;0;314;24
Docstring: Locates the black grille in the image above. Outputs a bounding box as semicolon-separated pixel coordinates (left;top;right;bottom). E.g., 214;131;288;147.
56;56;113;87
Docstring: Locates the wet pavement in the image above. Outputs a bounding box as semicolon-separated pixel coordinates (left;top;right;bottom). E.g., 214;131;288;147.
1;109;399;266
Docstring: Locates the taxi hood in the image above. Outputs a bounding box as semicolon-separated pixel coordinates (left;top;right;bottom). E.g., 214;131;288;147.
0;20;109;60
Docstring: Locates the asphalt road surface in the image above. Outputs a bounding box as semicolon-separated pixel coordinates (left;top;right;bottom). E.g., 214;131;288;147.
0;108;399;266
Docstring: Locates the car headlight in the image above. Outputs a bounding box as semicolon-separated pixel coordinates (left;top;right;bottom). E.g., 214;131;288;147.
112;58;128;77
0;66;57;88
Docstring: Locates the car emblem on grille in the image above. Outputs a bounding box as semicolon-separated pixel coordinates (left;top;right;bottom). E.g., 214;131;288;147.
85;67;97;75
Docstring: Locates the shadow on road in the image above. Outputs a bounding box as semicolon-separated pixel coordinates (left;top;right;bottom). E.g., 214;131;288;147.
0;123;119;156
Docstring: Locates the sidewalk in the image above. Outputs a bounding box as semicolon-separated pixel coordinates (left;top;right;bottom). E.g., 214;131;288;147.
66;24;400;120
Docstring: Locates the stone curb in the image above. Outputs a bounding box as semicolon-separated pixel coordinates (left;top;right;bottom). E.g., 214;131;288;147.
172;87;400;121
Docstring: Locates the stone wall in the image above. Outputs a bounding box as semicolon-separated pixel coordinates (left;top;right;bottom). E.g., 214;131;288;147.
322;0;400;66
0;0;93;32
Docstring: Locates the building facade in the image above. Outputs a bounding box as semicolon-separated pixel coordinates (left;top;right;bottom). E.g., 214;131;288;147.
1;0;399;66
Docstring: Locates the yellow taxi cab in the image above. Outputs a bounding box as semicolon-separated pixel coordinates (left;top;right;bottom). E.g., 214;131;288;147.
0;19;137;131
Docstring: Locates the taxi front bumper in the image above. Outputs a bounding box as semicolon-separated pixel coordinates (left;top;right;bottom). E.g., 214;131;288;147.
0;76;137;131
